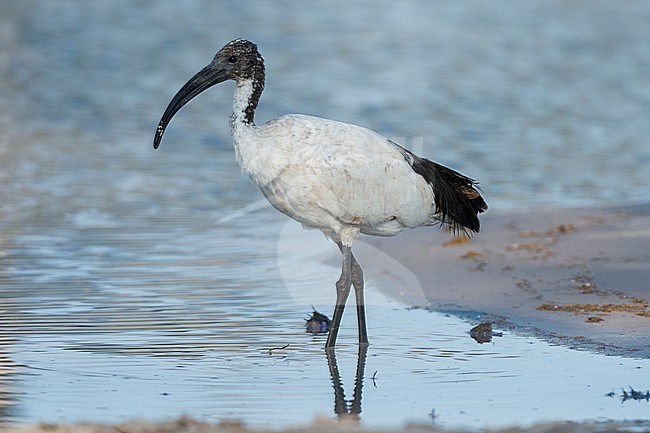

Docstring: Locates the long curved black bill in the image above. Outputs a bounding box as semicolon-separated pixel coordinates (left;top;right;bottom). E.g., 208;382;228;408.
154;63;228;149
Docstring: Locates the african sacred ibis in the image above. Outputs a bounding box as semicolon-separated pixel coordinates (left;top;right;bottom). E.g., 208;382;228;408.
154;39;487;349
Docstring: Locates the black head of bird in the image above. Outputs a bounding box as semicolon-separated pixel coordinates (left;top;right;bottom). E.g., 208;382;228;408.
154;39;265;149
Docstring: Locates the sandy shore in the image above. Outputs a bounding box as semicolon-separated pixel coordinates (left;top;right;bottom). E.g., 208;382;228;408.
4;417;650;433
363;204;650;358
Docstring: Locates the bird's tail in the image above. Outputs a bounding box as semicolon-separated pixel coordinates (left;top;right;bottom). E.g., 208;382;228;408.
412;157;487;234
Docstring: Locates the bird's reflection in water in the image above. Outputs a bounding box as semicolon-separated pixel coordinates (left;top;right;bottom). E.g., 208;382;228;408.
325;345;368;421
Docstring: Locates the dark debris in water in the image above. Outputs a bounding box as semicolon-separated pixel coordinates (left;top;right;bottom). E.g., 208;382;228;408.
469;322;503;344
606;387;650;402
267;344;290;355
305;308;332;334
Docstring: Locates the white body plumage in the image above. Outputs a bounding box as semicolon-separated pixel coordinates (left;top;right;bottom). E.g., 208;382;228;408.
231;80;435;247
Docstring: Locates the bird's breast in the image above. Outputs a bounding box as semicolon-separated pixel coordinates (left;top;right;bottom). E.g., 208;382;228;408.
231;126;290;186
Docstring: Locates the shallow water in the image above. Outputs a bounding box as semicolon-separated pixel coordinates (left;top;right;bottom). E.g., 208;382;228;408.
2;219;649;429
1;0;650;429
3;289;650;429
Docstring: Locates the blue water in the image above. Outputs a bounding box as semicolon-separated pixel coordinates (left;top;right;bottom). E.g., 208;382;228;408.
1;0;649;429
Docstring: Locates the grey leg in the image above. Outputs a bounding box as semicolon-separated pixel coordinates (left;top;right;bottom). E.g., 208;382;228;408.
326;244;352;349
329;242;369;347
350;252;369;345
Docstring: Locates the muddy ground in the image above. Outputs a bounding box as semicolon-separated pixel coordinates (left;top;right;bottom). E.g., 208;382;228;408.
363;204;650;358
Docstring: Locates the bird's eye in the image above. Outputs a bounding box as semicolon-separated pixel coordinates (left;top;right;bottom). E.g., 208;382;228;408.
227;55;238;63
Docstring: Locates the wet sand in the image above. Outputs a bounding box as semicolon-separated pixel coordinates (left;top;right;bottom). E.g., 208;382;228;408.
365;204;650;358
4;417;650;433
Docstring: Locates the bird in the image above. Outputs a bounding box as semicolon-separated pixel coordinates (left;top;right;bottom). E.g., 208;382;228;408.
153;39;487;349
